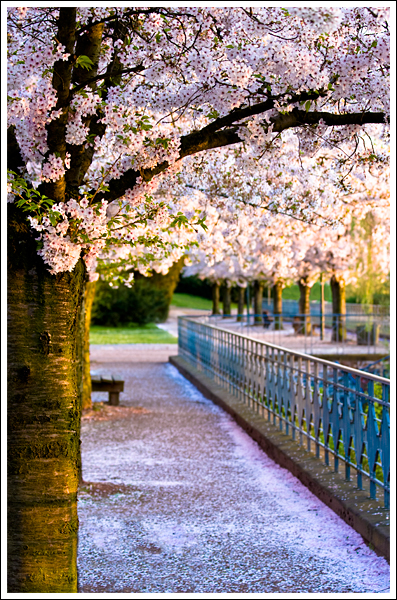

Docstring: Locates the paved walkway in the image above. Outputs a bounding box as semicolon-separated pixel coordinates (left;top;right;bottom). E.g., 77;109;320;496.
77;346;390;593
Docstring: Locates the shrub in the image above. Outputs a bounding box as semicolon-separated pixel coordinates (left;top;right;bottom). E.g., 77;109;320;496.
175;275;213;299
91;278;170;326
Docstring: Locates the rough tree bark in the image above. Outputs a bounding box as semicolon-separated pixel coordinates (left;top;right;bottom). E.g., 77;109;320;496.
273;281;284;330
222;282;232;317
298;278;312;335
330;275;346;342
254;281;264;325
7;205;85;593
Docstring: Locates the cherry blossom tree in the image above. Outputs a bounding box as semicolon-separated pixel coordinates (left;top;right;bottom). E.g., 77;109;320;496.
181;136;389;336
7;7;389;592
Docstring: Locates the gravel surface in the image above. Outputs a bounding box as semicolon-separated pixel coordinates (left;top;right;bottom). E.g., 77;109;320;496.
78;357;390;594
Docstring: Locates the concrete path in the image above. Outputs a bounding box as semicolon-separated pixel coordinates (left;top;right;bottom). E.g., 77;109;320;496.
78;346;390;593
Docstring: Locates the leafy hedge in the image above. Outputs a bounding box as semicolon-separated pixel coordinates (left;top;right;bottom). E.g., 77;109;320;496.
91;278;170;326
92;258;185;326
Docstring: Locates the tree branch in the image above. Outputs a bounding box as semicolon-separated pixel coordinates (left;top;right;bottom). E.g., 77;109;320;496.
94;108;386;203
71;65;144;95
41;8;77;204
269;109;386;132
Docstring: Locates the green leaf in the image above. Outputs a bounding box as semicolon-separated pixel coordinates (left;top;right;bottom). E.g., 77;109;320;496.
75;55;94;71
195;217;208;231
155;138;169;149
305;100;311;112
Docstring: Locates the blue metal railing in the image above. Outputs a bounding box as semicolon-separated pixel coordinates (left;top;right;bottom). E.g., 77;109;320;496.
261;298;390;317
203;312;390;354
259;303;390;339
178;316;390;508
361;356;390;379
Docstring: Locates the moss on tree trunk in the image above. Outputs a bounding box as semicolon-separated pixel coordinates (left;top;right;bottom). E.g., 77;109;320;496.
7;204;84;593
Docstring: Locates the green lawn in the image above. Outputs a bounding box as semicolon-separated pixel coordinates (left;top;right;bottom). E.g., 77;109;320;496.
171;292;213;310
282;281;333;302
173;287;334;308
90;324;177;344
171;292;240;310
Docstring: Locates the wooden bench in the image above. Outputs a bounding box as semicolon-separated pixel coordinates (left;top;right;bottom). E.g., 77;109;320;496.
90;373;124;406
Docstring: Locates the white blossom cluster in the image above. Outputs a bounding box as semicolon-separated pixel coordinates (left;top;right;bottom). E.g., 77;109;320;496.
6;6;390;279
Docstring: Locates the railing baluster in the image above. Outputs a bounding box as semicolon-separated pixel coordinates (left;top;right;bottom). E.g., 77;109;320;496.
177;316;390;508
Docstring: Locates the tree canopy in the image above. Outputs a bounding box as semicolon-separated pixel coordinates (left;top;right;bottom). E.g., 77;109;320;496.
7;6;390;278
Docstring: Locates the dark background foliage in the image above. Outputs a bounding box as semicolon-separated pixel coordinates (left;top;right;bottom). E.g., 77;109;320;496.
92;258;185;326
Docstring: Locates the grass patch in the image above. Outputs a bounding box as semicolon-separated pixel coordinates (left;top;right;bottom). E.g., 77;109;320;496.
90;323;177;344
171;293;213;310
282;282;333;302
171;292;239;310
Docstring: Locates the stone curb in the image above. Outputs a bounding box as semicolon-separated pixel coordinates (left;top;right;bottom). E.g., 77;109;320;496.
169;355;390;562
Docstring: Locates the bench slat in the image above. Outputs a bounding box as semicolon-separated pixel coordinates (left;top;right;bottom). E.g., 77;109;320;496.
90;372;125;405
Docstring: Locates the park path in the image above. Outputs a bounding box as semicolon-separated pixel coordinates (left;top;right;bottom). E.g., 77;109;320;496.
77;346;390;594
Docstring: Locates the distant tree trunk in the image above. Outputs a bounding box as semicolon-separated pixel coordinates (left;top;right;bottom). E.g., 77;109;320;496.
212;282;220;315
222;282;231;317
254;280;264;324
298;278;312;334
82;280;97;411
8;205;84;592
331;275;346;341
237;286;245;322
135;256;185;322
273;281;284;330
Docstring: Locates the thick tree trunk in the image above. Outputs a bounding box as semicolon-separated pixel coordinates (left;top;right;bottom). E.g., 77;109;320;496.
82;281;97;411
330;275;346;342
212;282;220;315
298;279;312;334
222;282;232;317
273;281;284;330
7;205;84;593
253;281;264;324
237;286;245;322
